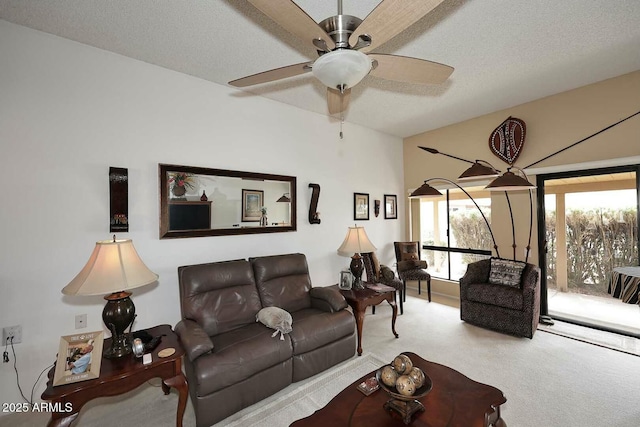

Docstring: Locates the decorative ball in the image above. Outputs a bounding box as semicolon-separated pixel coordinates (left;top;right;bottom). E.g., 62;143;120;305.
408;367;425;389
392;354;413;375
380;365;398;387
395;375;417;396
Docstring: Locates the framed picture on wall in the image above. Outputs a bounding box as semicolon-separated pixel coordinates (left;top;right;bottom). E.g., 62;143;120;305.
384;194;397;219
242;189;264;222
52;331;104;387
354;193;370;220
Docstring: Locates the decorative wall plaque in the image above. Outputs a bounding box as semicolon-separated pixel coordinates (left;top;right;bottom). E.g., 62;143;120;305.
109;167;129;232
488;117;526;165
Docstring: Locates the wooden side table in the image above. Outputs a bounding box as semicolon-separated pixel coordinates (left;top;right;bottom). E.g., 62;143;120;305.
41;324;188;427
341;284;399;356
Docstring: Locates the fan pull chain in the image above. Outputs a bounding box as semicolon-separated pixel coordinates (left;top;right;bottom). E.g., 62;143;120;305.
340;115;344;139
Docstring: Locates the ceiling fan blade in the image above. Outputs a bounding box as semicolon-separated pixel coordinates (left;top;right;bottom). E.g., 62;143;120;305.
229;62;312;87
350;0;445;53
368;54;453;84
327;88;351;115
248;0;335;51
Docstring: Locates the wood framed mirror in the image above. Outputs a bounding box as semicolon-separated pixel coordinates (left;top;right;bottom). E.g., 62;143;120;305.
159;164;296;239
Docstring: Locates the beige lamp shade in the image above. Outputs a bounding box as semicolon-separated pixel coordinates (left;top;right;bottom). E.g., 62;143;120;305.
337;226;377;257
62;238;158;296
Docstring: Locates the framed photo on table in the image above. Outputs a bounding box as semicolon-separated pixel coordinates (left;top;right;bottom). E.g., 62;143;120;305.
354;192;369;220
53;331;104;387
339;270;353;290
384;194;397;219
242;189;264;222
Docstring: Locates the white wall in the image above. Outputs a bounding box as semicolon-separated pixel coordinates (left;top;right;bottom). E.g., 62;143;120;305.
0;20;404;405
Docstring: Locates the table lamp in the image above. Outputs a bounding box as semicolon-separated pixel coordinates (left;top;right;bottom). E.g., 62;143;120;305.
62;237;158;358
337;226;377;289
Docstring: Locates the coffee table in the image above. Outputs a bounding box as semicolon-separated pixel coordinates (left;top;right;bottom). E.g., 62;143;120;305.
340;284;398;356
41;324;187;427
290;352;507;427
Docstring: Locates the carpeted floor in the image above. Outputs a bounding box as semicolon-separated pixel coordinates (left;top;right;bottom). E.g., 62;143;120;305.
2;296;640;426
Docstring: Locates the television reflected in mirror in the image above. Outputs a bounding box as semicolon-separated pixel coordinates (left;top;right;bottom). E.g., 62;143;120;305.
159;164;296;239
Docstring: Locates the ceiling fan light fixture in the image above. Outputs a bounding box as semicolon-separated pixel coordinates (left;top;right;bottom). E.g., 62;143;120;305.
312;49;371;91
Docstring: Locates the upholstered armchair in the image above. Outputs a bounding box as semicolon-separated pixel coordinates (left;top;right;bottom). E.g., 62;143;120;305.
459;258;541;338
361;252;404;314
394;242;432;302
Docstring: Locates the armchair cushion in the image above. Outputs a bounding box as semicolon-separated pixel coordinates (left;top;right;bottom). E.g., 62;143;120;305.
466;283;524;310
175;319;214;362
256;307;293;340
309;286;347;312
488;258;526;288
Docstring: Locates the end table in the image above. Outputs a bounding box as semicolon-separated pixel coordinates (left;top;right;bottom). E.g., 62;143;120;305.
340;283;399;356
41;324;187;427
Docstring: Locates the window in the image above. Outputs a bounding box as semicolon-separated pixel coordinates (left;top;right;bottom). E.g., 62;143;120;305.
419;186;493;281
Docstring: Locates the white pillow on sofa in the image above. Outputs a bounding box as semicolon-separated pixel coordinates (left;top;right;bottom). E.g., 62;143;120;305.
256;307;292;340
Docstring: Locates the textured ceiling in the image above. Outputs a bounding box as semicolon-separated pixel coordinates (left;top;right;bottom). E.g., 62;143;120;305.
1;0;639;138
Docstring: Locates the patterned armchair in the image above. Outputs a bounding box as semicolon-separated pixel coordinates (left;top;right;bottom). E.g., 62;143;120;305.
361;252;405;314
459;258;541;338
394;242;432;302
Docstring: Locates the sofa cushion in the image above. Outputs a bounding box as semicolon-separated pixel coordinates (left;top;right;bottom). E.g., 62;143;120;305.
466;282;524;310
178;260;263;336
250;253;312;312
488;258;526;288
194;322;292;396
256;307;293;340
289;308;355;355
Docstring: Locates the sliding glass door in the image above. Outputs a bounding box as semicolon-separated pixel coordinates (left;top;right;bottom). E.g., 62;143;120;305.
537;165;640;335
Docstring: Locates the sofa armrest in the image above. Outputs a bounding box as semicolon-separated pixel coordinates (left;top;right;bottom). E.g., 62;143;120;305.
310;286;347;313
175;319;214;362
520;263;541;311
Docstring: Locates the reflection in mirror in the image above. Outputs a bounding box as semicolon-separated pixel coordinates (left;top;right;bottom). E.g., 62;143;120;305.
159;164;296;239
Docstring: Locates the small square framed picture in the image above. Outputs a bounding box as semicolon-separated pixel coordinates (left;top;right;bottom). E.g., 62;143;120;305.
339;270;353;290
384;194;397;219
53;331;104;387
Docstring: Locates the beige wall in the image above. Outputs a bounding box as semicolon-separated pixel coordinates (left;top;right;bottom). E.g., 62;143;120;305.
403;71;640;293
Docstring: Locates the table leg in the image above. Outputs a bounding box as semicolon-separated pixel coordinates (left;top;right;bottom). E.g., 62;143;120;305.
387;297;399;338
163;372;189;427
354;308;365;356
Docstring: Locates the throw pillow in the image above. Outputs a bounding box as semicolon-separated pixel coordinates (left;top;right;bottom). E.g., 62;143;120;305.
401;252;419;261
371;252;381;281
380;265;396;282
488;258;526;288
397;259;427;271
398;243;418;261
256;307;293;340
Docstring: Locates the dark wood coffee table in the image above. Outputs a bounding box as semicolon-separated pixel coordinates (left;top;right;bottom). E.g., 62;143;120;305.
340;284;398;356
41;324;187;427
290;352;506;427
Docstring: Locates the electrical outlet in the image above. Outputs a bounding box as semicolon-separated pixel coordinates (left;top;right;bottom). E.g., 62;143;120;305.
3;325;22;344
75;314;87;329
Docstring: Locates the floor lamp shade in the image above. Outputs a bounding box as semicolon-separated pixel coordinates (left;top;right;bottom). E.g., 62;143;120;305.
62;238;158;358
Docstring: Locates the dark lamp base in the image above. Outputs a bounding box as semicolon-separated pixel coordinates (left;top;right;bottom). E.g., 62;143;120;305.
102;291;136;359
350;254;365;290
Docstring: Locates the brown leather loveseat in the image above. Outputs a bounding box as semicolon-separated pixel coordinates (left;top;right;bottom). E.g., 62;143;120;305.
175;253;356;426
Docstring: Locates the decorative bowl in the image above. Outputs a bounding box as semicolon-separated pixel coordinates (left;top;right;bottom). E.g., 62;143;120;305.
375;365;433;401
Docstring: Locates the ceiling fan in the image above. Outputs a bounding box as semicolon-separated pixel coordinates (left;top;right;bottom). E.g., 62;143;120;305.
229;0;454;117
